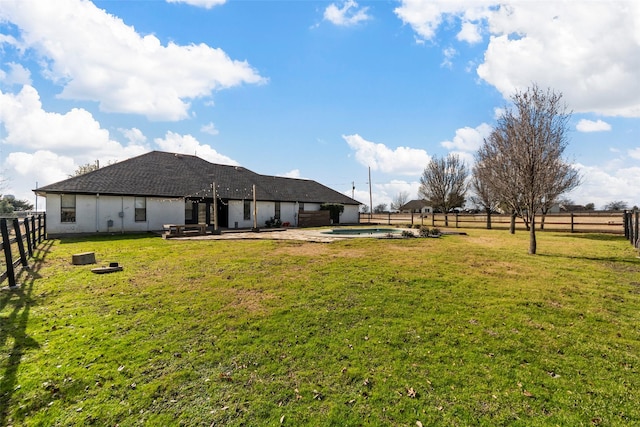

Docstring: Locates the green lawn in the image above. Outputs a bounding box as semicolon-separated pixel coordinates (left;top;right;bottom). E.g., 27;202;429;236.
1;230;639;426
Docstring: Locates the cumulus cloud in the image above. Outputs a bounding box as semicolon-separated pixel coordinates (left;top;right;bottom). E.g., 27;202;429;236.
154;131;239;165
0;62;32;86
395;1;640;118
576;119;612;133
0;0;265;121
343;134;430;175
165;0;226;9
281;169;302;179
201;122;220;136
441;123;492;152
629;148;640;160
0;85;148;201
568;163;640;208
0;86;146;158
324;0;371;26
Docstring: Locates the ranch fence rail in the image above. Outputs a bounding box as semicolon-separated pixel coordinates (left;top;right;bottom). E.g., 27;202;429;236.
359;211;628;235
0;214;46;289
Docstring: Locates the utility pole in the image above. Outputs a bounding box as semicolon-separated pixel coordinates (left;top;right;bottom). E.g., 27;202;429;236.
368;167;373;221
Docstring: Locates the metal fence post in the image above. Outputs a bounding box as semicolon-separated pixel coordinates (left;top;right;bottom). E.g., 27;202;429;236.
633;211;640;248
13;218;28;267
37;214;42;243
1;218;16;288
24;217;33;258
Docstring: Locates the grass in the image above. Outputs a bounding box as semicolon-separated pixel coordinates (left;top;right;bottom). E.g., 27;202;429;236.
1;229;639;426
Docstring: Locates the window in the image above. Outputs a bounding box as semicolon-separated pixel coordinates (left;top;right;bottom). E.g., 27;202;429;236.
61;194;76;223
244;200;251;220
275;201;281;220
185;201;194;222
135;197;146;222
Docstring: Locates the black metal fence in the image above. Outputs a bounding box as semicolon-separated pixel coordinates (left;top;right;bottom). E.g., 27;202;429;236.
623;210;639;249
0;214;46;288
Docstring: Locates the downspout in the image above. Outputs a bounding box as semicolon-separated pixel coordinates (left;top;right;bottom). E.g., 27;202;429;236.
96;193;99;232
121;196;125;233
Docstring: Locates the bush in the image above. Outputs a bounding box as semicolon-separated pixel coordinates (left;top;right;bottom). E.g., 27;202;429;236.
401;230;415;238
419;226;430;238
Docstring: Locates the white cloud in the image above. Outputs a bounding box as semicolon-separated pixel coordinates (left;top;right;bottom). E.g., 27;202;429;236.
0;86;146;157
457;21;482;44
154;131;239;165
568;163;640;208
629;148;640;160
441;123;492;152
343;133;430;175
0;0;265;121
441;47;457;68
165;0;226;9
395;1;640;118
201;122;220;136
0;62;32;86
119;127;148;145
281;169;302;179
576;119;612;133
0;85;148;202
324;0;371;26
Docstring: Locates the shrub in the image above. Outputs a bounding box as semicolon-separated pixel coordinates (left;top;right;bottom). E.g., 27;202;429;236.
401;230;415;238
419;226;430;238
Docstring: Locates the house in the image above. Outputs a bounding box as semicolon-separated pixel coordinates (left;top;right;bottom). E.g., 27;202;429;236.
34;151;361;236
399;200;432;215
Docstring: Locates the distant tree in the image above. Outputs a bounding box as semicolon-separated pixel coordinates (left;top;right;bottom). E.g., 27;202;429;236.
418;153;468;227
70;160;101;177
604;200;628;211
390;191;410;211
470;162;500;229
373;203;388;214
360;205;370;214
476;85;580;254
584;203;595;211
0;195;34;215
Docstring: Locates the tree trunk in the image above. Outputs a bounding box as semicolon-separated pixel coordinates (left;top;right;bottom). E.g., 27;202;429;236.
485;207;492;230
529;215;537;255
510;212;516;234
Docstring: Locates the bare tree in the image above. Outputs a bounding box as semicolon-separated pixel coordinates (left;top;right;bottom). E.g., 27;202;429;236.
373;203;388;213
470;162;500;229
418;153;468;227
477;85;580;254
604;200;628;211
70;161;100;177
390;191;410;211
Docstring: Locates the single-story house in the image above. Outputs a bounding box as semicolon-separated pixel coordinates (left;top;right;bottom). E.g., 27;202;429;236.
35;151;361;236
399;200;432;214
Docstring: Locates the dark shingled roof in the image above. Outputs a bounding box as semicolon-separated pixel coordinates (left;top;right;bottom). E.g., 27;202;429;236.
35;151;360;205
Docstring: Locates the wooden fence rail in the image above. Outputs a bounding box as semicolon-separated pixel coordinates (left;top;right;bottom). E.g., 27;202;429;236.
359;211;627;234
0;214;46;289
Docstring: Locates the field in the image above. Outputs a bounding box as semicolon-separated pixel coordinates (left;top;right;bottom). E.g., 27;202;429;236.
361;212;626;234
1;228;639;426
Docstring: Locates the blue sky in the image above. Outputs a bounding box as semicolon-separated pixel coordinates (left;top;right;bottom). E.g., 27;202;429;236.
1;0;639;210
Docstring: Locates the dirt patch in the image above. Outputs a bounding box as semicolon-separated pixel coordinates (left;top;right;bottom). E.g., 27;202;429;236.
225;287;276;314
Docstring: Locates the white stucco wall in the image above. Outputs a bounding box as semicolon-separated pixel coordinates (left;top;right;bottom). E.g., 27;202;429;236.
340;205;360;224
46;194;184;235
